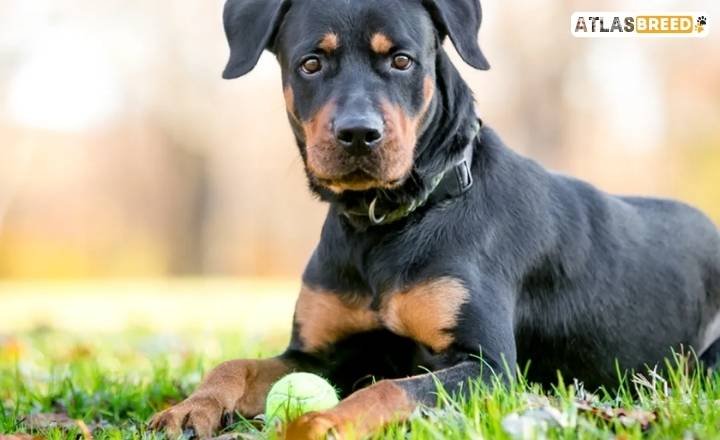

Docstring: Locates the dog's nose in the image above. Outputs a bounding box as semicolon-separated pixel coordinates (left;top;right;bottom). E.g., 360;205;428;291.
334;116;383;156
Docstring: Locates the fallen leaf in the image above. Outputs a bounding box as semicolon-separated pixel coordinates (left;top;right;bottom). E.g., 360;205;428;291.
0;435;42;440
76;420;93;440
23;413;77;430
22;413;96;439
520;393;552;409
574;401;657;430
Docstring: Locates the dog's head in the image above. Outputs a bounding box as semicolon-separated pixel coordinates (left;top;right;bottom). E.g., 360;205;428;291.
223;0;488;194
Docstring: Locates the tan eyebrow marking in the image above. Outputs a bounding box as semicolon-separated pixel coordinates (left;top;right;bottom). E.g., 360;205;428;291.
370;33;394;54
318;32;339;52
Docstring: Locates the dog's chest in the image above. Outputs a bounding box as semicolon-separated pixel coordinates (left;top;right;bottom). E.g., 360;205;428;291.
294;277;469;353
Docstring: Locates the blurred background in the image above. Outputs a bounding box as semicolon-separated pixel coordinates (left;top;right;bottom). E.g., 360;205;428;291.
0;0;718;334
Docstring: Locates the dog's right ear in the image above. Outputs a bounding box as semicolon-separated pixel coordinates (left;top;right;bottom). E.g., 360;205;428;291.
222;0;290;79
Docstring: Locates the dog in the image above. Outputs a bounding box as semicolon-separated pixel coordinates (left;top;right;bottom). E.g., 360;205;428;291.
150;0;720;438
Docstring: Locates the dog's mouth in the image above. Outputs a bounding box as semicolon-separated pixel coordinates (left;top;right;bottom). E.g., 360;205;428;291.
314;169;405;194
305;138;416;194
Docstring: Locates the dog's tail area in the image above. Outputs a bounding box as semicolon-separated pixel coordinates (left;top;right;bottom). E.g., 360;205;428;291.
698;227;720;368
700;337;720;369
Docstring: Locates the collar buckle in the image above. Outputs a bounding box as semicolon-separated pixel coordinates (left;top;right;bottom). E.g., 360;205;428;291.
456;156;473;193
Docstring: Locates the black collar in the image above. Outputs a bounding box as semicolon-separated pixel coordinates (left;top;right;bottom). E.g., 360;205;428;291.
339;121;480;228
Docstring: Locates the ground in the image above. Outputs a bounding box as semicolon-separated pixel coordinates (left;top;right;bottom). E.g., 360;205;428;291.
2;282;720;439
4;330;720;439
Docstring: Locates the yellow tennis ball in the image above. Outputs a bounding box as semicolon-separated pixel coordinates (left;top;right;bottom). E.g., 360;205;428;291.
264;372;340;425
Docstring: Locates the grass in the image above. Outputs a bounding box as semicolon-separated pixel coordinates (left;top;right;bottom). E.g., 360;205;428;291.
2;329;720;439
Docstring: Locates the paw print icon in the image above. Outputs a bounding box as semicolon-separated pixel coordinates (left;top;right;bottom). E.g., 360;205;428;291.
695;16;707;33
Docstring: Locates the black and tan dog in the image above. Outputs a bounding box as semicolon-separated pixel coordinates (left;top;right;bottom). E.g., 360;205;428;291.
150;0;720;438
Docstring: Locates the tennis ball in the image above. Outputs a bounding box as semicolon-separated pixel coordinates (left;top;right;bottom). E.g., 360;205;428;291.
264;372;339;425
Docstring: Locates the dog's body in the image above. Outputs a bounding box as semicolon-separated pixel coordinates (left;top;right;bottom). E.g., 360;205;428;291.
303;129;720;392
151;0;720;438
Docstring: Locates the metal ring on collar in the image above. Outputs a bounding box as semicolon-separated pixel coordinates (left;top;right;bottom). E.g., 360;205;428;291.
368;197;387;225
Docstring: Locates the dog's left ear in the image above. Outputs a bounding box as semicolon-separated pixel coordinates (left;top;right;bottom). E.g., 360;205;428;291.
422;0;490;70
222;0;290;79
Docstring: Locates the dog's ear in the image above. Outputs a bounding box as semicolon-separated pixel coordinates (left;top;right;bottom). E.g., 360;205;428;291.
222;0;289;79
422;0;490;70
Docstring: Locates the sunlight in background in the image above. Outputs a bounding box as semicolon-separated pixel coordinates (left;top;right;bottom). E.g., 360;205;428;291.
0;139;33;232
6;27;120;133
586;41;665;152
0;279;298;333
0;0;717;284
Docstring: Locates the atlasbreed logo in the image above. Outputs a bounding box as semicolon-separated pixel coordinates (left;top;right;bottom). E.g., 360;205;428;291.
571;12;709;38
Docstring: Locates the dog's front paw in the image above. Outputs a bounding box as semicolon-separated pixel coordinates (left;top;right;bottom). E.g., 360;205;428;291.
149;395;226;439
283;411;352;440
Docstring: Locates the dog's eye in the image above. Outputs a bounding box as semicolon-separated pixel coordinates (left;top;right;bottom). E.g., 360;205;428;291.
391;54;413;71
300;57;322;75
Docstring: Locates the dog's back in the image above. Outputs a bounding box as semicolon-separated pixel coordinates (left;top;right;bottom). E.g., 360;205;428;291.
618;195;720;353
473;131;720;387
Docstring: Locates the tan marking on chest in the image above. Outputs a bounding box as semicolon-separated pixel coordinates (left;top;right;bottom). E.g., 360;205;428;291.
294;285;381;352
381;278;469;352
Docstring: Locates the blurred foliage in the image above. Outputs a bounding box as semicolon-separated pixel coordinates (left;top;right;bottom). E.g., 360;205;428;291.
676;137;720;224
0;237;166;279
0;0;717;279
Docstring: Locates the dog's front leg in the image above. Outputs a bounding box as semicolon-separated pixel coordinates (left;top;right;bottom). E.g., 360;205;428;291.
149;356;295;438
284;360;504;440
149;282;373;438
286;279;517;440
